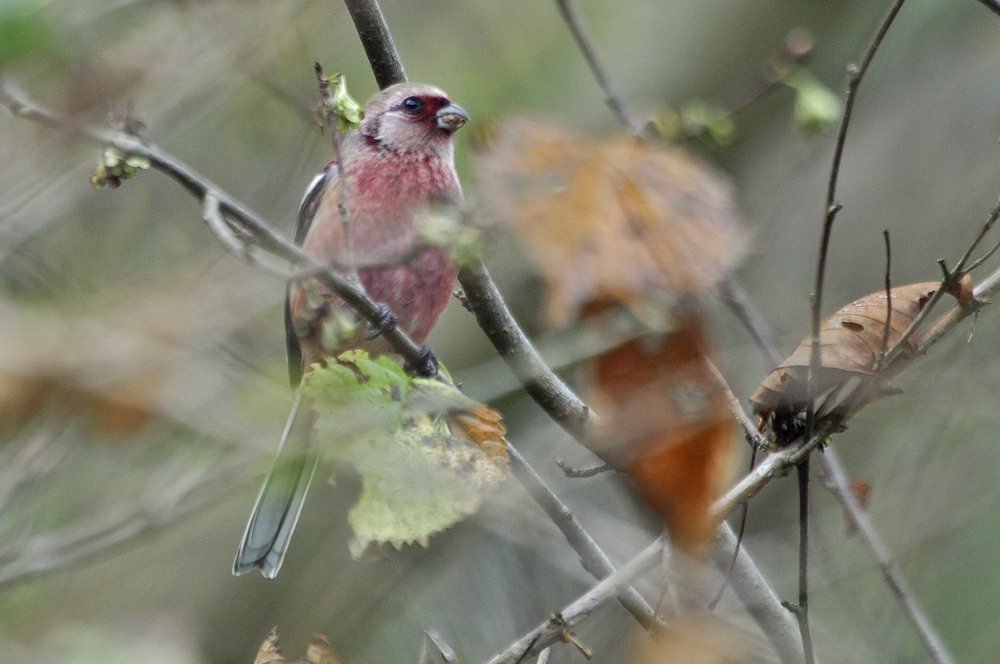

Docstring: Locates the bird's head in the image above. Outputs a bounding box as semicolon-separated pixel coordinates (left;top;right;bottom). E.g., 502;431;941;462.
360;83;468;155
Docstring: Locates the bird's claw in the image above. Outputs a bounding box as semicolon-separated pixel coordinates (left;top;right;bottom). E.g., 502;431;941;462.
364;303;398;340
406;345;439;378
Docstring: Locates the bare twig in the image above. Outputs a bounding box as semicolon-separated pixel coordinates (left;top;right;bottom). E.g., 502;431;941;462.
975;0;1000;17
507;445;657;629
482;537;665;664
808;0;907;437
314;63;362;289
457;258;594;439
555;459;611;478
802;6;908;657
876;198;999;370
879;230;893;357
713;523;806;664
818;448;956;664
721;278;783;366
790;458;815;664
343;0;407;89
552;0;644;134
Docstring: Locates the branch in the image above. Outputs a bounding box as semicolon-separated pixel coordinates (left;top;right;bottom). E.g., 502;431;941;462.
817;448;955;664
457;258;594;440
343;0;407;89
808;0;907;437
975;0;1000;18
0;81;437;377
507;445;657;629
713;524;806;664
482;537;665;664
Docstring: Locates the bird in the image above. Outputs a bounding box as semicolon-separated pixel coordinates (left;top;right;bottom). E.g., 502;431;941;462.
233;82;468;578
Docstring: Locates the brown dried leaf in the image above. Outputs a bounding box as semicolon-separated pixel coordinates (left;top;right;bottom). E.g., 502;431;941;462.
946;273;974;305
589;314;736;557
254;629;285;664
750;282;949;436
306;634;349;664
474;118;750;327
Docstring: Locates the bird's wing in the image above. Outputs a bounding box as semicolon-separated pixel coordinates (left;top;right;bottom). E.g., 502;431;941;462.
285;163;337;388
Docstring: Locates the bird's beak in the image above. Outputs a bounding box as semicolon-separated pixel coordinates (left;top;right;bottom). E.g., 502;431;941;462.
435;103;469;133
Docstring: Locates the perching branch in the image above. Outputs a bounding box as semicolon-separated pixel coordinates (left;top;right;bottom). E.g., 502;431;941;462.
0;81;437;378
343;0;407;89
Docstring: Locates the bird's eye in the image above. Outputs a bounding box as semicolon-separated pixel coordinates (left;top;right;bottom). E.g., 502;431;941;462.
401;96;423;113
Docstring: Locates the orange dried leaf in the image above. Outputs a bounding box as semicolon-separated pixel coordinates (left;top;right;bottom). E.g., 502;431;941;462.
589;315;736;557
474;118;750;327
629;616;746;664
254;629;286;664
750;282;954;438
448;401;508;459
844;479;872;537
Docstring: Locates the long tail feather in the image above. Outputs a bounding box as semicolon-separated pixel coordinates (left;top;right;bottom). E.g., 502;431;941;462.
233;393;318;578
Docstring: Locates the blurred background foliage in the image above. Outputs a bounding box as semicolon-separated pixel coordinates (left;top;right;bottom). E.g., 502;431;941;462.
1;0;1000;663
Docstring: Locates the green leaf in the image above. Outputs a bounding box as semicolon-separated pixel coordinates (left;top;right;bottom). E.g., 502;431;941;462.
329;73;364;133
784;67;842;134
300;350;509;558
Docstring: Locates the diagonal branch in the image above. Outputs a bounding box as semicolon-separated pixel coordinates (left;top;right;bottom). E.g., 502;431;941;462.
817;448;955;664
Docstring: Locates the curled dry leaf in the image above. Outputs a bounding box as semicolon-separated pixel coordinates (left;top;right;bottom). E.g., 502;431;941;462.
588;314;736;558
751;281;960;444
306;633;349;664
474;118;750;327
253;629;285;664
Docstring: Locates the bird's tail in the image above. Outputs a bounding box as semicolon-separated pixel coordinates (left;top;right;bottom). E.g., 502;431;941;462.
233;392;318;578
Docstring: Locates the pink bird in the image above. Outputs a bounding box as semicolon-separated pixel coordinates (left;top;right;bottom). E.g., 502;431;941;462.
233;82;468;578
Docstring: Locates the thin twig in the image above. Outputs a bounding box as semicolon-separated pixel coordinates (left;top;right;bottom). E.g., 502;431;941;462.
808;0;908;439
791;458;815;664
801;7;907;655
877;198;1000;370
555;459;611;478
879;230;892;357
721;278;784;366
507;445;657;629
314;63;362;289
705;357;767;450
975;0;1000;18
817;448;956;664
482;538;665;664
713;523;806;664
552;0;644;134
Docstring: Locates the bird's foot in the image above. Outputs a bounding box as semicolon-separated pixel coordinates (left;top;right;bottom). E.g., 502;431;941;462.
364;303;398;340
406;345;439;378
